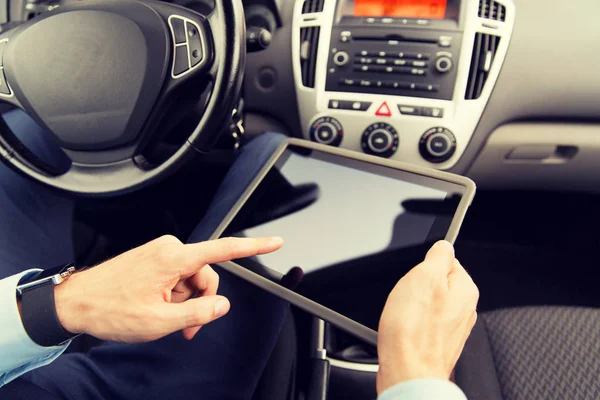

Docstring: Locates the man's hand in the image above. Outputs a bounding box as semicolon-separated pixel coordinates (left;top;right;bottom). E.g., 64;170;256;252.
53;235;284;343
376;241;479;394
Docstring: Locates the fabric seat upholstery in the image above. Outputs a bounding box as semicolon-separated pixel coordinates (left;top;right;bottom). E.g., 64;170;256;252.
455;307;600;400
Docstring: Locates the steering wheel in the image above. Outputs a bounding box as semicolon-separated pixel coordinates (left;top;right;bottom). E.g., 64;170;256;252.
0;0;245;196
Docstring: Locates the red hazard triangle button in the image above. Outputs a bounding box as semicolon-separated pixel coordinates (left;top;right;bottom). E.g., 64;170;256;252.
375;101;392;117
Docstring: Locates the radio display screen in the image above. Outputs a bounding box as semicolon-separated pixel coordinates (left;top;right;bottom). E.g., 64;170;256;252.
345;0;448;19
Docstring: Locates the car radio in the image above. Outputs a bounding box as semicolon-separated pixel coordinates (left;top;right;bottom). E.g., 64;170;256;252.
326;29;460;100
293;0;515;170
326;0;462;100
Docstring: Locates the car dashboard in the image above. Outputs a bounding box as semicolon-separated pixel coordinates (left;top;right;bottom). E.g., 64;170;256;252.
244;0;600;193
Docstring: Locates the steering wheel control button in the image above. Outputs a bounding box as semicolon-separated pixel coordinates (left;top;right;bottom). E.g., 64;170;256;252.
397;105;422;116
419;127;457;163
310;117;343;147
171;18;186;44
375;101;392;117
169;16;206;78
361;123;399;158
435;56;453;73
173;45;190;76
186;22;204;67
333;51;350;67
422;107;444;118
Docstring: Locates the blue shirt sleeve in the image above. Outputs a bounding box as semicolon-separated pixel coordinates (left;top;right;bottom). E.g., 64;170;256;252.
0;270;71;388
378;379;467;400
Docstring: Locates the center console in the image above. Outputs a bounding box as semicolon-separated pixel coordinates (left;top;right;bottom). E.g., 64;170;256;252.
292;0;515;170
292;0;516;388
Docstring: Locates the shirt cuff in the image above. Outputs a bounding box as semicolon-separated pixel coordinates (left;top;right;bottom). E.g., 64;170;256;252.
0;270;70;387
378;379;467;400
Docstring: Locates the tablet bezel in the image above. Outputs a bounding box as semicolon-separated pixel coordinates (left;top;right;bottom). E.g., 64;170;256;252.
212;138;476;346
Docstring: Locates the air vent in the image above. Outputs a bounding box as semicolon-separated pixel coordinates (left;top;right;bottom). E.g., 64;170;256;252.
300;27;320;88
479;0;506;22
465;33;501;100
302;0;325;14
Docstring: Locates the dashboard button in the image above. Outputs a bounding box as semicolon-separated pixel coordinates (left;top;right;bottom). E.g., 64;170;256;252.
439;36;453;47
428;134;450;156
435;56;453;73
393;59;407;66
170;18;186;44
354;65;371;72
357;57;373;64
375;101;392;116
397;105;422;116
354;101;372;111
328;100;341;109
359;80;372;87
173;45;190;76
361;123;399;158
329;100;372;111
422;107;444;118
339;78;356;86
333;51;350;67
369;130;393;152
419;127;456;163
310;117;343;147
412;61;427;67
415;83;438;92
414;52;431;60
315;124;336;144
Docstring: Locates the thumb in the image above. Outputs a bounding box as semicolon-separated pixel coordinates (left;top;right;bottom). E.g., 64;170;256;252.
163;295;231;333
423;240;455;275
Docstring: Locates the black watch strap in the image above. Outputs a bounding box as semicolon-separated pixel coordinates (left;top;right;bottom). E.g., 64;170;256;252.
20;280;77;347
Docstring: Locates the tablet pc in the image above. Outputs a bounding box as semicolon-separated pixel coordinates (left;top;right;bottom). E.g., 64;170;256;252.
212;139;475;346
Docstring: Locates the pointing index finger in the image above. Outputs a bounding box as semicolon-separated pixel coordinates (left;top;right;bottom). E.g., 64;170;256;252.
179;237;284;275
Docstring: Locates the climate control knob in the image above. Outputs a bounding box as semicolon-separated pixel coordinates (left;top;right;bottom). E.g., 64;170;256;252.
361;123;399;158
309;117;343;147
419;127;456;163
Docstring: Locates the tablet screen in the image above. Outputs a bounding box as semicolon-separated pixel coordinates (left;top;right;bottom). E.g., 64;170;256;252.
220;145;466;331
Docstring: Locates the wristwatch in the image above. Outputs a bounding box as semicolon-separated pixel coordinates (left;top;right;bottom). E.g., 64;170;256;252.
16;264;79;347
